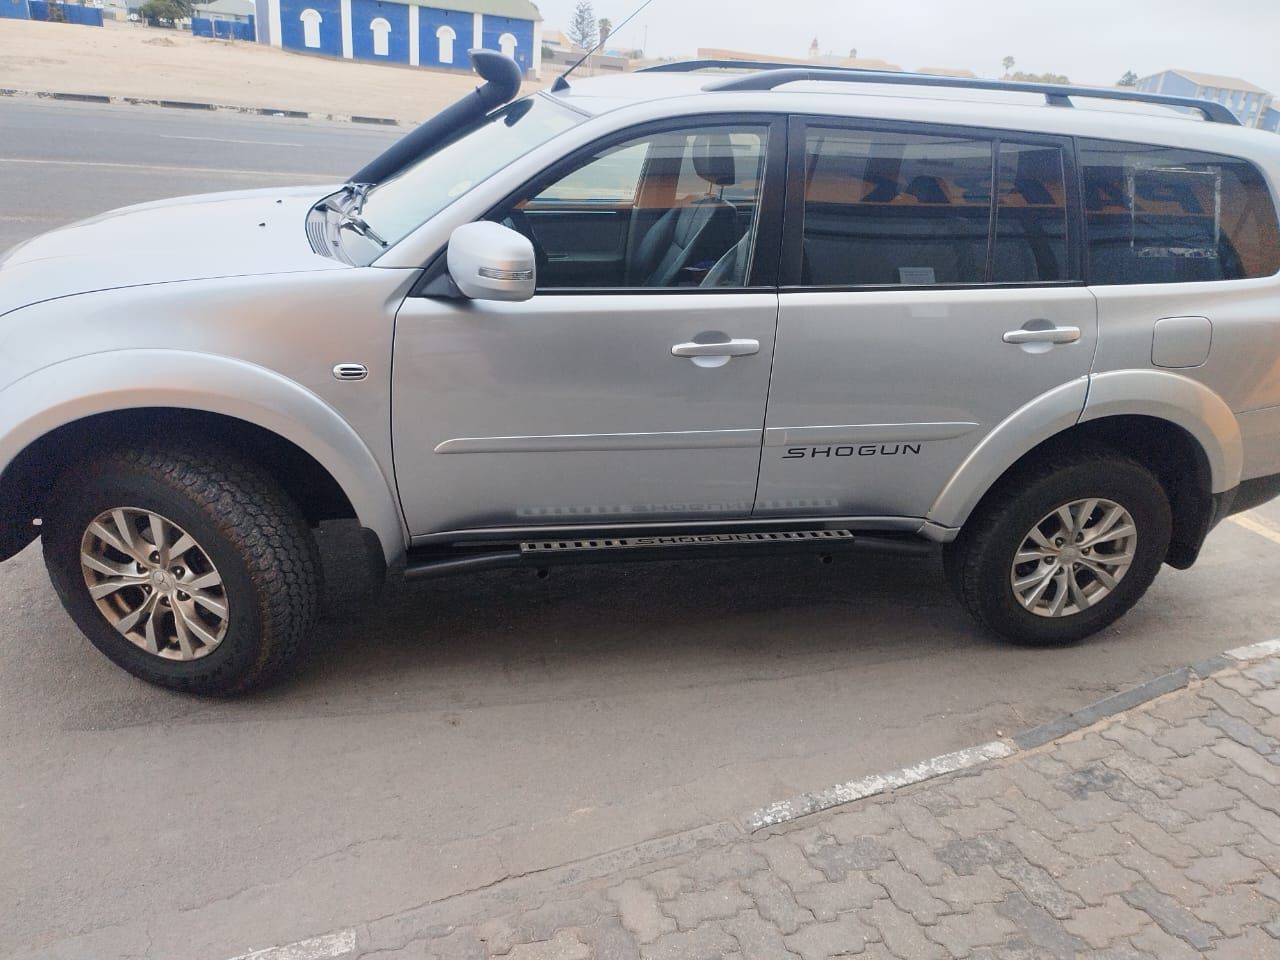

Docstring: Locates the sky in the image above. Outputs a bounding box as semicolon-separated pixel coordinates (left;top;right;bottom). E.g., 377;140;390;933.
536;0;1280;95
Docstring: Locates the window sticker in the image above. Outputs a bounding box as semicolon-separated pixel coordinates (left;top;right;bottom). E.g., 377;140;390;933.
898;266;937;285
1127;165;1222;260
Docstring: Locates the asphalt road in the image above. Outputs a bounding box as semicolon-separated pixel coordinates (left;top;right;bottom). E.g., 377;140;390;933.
3;98;1280;960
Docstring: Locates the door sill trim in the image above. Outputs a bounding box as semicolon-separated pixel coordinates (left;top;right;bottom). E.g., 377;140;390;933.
410;515;926;548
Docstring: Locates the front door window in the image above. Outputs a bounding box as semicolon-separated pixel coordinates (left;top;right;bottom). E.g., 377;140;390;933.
495;124;770;290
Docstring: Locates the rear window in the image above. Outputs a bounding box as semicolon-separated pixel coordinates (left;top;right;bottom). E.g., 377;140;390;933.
1079;138;1280;285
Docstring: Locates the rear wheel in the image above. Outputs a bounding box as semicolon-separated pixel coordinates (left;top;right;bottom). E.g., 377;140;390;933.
42;445;321;694
945;449;1172;644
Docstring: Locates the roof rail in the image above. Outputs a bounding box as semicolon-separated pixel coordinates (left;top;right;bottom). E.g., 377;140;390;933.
687;66;1240;125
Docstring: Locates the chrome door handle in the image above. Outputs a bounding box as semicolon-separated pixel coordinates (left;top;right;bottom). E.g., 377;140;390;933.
671;338;760;358
1002;326;1081;345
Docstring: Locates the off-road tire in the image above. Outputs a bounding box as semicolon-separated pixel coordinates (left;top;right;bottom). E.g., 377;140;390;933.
944;447;1172;644
43;445;322;694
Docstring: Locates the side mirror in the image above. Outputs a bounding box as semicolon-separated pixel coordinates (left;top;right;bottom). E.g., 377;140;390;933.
446;221;536;302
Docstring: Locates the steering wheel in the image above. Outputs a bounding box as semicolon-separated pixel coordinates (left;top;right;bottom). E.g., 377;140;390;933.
502;207;550;276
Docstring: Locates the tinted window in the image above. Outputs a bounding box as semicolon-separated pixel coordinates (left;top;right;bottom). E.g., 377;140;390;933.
993;143;1069;282
497;126;769;289
801;129;993;286
1080;138;1280;284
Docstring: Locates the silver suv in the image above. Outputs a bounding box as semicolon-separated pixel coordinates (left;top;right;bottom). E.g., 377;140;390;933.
3;54;1279;694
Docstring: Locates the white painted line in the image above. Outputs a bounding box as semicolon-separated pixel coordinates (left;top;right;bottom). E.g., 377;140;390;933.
1228;512;1280;545
745;740;1014;832
1224;638;1280;661
225;929;356;960
0;157;340;179
161;134;306;147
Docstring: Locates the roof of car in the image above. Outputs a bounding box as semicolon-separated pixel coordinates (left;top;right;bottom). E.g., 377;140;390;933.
544;70;1280;163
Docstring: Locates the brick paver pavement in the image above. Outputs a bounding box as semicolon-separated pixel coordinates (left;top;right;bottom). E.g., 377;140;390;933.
351;653;1280;959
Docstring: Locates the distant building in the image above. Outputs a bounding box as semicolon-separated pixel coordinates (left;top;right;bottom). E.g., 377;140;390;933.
1263;106;1280;134
695;47;903;73
255;0;543;77
1136;69;1273;128
196;0;255;22
916;66;979;79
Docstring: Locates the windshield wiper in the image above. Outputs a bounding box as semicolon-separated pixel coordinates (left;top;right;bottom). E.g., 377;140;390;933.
338;213;388;248
343;181;373;215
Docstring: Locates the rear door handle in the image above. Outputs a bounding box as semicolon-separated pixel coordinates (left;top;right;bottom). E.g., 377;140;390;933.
1002;326;1081;345
671;338;760;358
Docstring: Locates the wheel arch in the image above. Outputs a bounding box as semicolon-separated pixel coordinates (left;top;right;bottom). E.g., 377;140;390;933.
0;351;407;565
930;371;1240;569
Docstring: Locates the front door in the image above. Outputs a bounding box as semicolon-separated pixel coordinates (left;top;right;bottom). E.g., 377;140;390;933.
756;119;1097;522
393;117;785;536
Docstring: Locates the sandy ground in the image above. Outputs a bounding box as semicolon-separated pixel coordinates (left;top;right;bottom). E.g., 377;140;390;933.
0;18;547;122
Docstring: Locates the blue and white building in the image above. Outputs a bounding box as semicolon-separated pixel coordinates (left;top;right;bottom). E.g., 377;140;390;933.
1136;69;1273;129
255;0;541;77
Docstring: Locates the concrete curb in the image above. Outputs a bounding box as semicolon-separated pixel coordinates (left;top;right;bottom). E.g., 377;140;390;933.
739;637;1279;833
0;87;402;125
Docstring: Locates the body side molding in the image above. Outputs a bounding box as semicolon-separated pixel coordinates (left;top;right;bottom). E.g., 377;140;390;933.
434;428;762;454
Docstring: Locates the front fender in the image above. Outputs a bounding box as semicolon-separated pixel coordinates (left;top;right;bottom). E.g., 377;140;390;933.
0;350;407;564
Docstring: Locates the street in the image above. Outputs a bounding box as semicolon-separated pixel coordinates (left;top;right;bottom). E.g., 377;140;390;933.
3;98;1280;960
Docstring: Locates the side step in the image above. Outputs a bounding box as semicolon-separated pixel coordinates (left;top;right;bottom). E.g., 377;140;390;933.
404;528;931;581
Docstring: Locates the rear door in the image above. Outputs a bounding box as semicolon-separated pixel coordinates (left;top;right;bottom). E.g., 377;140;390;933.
755;118;1097;522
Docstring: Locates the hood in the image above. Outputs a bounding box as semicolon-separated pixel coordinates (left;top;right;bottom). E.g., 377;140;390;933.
0;185;347;317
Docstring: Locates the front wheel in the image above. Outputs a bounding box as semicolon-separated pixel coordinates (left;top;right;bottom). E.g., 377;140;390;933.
945;449;1172;644
42;445;322;694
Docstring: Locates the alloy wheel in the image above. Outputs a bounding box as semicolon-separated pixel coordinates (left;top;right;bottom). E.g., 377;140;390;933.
1009;498;1138;618
79;507;229;660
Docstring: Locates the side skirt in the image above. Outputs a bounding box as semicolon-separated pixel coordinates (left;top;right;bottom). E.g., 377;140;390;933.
403;525;934;581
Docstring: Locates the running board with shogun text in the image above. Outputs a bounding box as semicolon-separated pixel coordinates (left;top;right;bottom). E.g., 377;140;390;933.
403;528;931;580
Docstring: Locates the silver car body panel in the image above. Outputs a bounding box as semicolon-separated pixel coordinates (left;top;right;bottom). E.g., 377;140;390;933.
0;186;340;318
392;292;779;532
757;287;1098;522
3;73;1280;566
0;263;417;562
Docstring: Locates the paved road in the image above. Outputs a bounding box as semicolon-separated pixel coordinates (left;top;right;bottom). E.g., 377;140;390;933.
3;99;1280;960
0;97;396;251
336;647;1280;959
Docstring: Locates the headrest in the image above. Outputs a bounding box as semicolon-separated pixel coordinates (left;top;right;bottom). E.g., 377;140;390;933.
692;133;737;187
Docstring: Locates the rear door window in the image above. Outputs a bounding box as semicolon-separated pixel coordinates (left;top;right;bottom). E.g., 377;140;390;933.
796;126;1075;287
993;143;1070;283
800;128;993;286
1079;138;1280;284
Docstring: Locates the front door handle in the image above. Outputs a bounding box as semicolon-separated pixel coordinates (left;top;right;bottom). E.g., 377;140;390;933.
671;338;761;358
1002;326;1081;345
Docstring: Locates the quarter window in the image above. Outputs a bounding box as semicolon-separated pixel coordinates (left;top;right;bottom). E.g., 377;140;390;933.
1080;138;1280;284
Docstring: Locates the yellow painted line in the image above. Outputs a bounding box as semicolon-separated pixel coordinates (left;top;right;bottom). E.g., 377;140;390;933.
1228;512;1280;545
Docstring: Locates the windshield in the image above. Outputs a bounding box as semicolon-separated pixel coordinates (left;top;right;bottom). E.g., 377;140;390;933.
358;94;583;247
